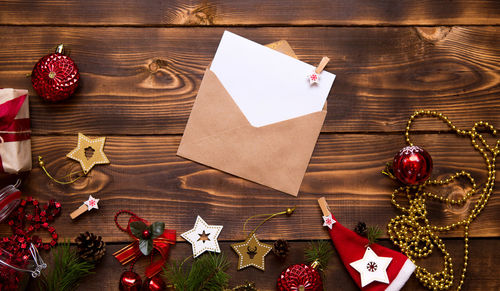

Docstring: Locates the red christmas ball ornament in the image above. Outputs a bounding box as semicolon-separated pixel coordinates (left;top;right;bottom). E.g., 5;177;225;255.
277;263;323;291
31;44;80;102
119;271;142;291
143;275;166;291
393;145;433;185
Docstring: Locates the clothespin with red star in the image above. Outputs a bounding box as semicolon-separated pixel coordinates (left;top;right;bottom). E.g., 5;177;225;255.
70;195;100;219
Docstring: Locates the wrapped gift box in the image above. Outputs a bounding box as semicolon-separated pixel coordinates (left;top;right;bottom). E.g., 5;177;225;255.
0;89;31;174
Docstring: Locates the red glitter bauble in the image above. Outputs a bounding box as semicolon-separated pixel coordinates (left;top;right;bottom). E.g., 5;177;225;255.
142;275;166;291
31;45;79;102
393;145;433;185
119;271;142;291
277;263;323;291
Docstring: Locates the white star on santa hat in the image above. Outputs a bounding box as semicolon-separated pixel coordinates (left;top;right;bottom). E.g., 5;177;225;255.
322;214;336;229
350;247;392;287
84;195;99;211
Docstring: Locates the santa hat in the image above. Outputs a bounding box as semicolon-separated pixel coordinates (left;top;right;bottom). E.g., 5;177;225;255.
318;198;415;291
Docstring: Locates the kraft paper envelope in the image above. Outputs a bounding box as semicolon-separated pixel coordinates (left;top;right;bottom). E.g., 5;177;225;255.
177;32;335;196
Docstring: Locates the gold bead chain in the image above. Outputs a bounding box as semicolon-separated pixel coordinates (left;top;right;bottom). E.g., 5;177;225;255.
387;110;499;290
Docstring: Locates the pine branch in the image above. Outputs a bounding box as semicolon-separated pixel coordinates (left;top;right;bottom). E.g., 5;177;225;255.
39;241;95;291
304;240;334;271
367;226;383;245
164;253;230;291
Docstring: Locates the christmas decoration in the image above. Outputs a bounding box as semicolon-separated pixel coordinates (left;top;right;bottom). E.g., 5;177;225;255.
0;182;21;222
70;195;100;219
75;232;106;263
318;197;415;291
231;207;295;271
6;196;61;251
0;89;31;174
230;281;257;291
0;243;46;291
391;145;433;185
232;233;272;271
164;252;230;290
0;195;61;290
277;263;322;291
307;56;330;85
386;111;499;290
142;275;166;291
31;44;80;102
39;133;110;184
272;239;289;259
181;215;223;258
66;133;110;174
113;210;175;278
350;247;392;287
39;241;95;291
277;241;333;291
119;270;142;291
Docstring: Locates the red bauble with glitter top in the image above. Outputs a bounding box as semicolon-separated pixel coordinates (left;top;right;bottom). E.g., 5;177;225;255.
393;145;433;185
31;44;79;102
277;263;323;291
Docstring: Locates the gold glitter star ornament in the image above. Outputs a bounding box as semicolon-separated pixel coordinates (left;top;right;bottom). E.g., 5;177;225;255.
231;233;272;271
66;133;109;174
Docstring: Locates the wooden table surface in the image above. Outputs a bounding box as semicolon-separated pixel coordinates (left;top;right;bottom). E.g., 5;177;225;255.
1;1;499;290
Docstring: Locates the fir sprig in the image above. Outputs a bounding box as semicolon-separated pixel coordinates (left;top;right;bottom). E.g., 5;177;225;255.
304;240;334;271
164;252;230;291
39;241;95;291
367;226;383;245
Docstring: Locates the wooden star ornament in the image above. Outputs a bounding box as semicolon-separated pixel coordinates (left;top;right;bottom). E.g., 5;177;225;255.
66;133;109;174
181;216;223;258
231;233;272;271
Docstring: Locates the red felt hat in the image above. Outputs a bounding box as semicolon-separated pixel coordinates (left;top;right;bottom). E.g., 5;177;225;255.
318;198;415;291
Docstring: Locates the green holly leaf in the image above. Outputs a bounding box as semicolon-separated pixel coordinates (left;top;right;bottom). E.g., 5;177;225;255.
130;221;147;239
151;222;165;239
139;239;153;256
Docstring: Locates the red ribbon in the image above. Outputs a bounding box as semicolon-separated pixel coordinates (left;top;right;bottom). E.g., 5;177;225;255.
113;211;176;278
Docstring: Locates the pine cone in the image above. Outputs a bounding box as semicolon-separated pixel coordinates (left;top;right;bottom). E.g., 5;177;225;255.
75;232;106;263
354;222;367;237
272;239;289;259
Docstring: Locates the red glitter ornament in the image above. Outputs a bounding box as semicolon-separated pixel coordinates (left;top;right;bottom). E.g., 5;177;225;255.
31;44;80;102
142;275;166;291
119;271;142;291
277;263;323;291
392;145;433;185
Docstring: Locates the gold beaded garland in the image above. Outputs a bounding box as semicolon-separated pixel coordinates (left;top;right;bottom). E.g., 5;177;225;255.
387;110;498;290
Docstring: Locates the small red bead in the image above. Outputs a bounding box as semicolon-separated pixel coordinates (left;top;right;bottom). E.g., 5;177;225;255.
142;229;151;239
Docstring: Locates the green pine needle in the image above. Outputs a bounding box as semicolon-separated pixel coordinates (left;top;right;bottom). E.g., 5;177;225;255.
367;226;383;245
39;241;95;291
164;252;230;291
304;240;334;271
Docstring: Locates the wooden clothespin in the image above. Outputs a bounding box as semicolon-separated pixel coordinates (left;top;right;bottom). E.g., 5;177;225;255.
318;197;336;229
70;195;100;219
308;56;330;85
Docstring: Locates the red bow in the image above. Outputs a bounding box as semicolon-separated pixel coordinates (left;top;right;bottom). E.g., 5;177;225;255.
113;211;176;278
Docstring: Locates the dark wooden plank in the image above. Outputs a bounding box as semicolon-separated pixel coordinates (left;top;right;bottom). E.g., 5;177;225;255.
34;239;497;291
0;26;498;134
0;0;499;26
1;133;498;242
